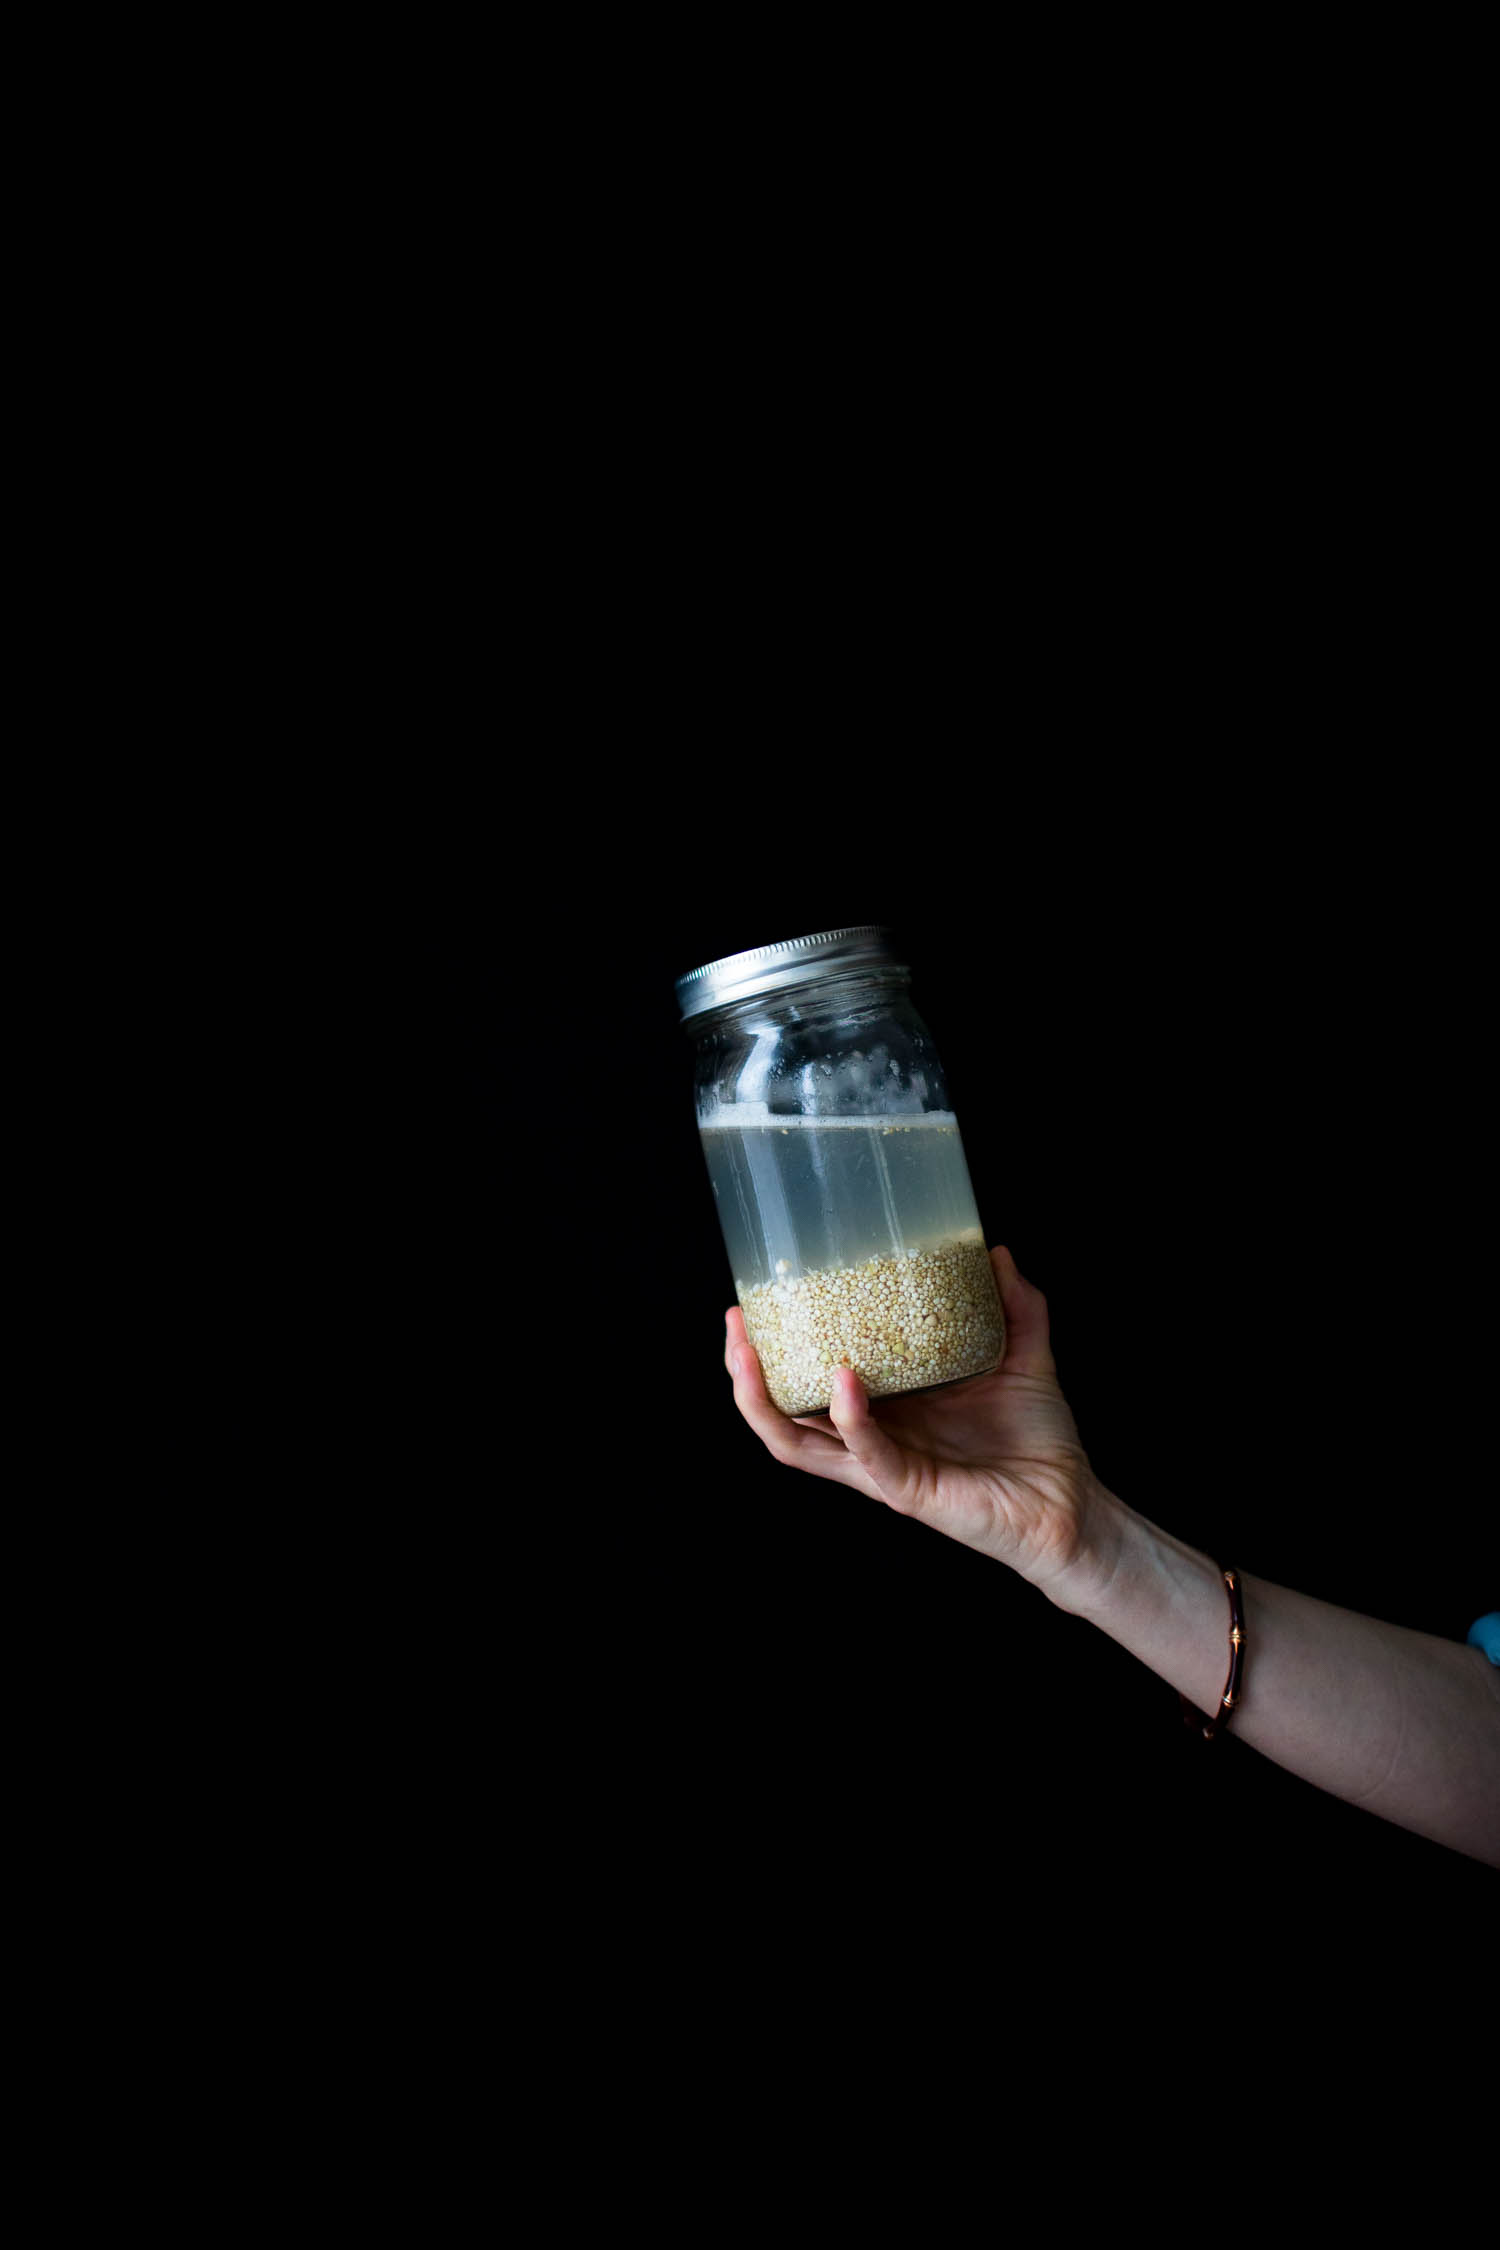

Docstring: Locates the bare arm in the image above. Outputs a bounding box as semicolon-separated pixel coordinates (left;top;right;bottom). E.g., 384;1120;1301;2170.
1068;1493;1500;1867
726;1246;1500;1870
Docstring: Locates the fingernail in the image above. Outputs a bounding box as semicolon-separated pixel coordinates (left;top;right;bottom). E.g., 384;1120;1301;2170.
732;1348;744;1379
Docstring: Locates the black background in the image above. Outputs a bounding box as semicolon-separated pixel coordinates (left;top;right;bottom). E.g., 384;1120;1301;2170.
360;82;1500;2113
437;230;1497;1973
458;759;1494;1968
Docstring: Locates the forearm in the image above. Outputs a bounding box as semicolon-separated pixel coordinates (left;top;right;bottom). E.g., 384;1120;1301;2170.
1061;1482;1500;1869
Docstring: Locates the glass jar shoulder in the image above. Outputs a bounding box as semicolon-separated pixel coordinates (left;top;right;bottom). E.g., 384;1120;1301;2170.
691;984;951;1125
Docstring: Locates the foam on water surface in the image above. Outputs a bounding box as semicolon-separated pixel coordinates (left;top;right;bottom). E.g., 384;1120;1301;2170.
699;1104;959;1130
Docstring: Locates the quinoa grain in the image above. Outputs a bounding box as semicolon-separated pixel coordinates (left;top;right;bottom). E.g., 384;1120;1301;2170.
737;1235;1005;1416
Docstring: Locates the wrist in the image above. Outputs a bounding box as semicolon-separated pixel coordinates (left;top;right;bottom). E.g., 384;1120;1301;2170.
1049;1483;1237;1717
1040;1472;1132;1618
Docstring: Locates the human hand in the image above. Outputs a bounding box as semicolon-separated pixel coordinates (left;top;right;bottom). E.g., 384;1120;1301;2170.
725;1246;1110;1610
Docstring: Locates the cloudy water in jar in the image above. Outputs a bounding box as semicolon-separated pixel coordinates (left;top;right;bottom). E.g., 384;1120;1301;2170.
698;1108;985;1291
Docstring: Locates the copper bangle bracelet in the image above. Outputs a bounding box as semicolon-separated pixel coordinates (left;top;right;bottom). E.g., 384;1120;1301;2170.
1179;1565;1246;1741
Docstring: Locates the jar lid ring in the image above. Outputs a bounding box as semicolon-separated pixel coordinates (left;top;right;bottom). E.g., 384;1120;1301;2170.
675;926;906;1023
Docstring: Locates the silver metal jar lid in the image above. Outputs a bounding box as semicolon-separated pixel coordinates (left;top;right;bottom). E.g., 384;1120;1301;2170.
675;925;906;1023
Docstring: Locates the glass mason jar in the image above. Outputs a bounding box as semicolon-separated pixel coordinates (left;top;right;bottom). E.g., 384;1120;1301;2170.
677;926;1005;1417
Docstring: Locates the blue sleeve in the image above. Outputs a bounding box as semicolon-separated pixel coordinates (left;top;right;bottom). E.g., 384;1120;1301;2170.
1466;1613;1500;1665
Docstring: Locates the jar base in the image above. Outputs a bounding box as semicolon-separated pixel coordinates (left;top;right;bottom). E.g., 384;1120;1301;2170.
777;1351;1006;1421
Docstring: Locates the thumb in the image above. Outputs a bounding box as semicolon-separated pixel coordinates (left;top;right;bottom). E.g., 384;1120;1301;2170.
990;1246;1057;1380
826;1367;932;1516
